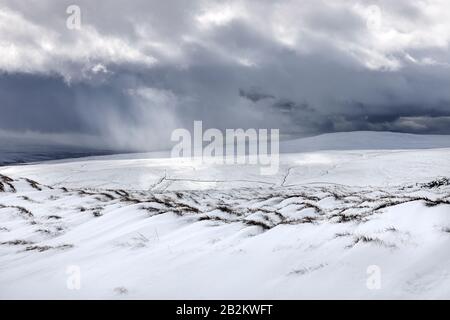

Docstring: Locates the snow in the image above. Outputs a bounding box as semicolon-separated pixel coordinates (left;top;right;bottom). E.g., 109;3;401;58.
2;147;450;190
0;131;449;299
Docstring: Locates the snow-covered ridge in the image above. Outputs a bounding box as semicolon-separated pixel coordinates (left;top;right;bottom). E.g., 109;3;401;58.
1;173;450;299
280;131;450;153
1;131;450;299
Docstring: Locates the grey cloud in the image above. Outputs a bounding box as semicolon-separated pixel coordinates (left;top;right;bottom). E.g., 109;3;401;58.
239;88;275;102
0;0;450;152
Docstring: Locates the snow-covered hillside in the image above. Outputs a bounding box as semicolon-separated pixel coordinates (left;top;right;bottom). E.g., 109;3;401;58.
280;131;450;152
0;132;449;299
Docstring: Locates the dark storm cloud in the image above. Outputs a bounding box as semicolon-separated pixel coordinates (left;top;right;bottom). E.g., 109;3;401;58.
239;88;275;103
0;0;450;150
0;73;132;134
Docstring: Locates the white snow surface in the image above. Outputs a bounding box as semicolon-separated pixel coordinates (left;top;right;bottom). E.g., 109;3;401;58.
0;132;449;299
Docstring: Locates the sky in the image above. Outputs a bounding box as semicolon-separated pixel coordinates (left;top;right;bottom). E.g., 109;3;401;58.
1;0;450;151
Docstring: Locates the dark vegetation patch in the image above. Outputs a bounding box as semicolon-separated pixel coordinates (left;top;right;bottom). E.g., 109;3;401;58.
420;177;450;189
121;196;143;204
47;215;62;220
24;244;74;252
36;227;63;235
289;263;326;276
19;196;35;202
0;174;16;192
0;174;13;183
216;205;234;214
348;235;397;249
1;239;35;246
0;204;33;218
112;189;130;197
25;178;42;191
330;212;364;223
335;232;352;238
244;219;271;230
93;192;116;201
92;210;103;217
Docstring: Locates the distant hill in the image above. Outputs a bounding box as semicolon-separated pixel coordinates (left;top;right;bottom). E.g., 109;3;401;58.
280;131;450;153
